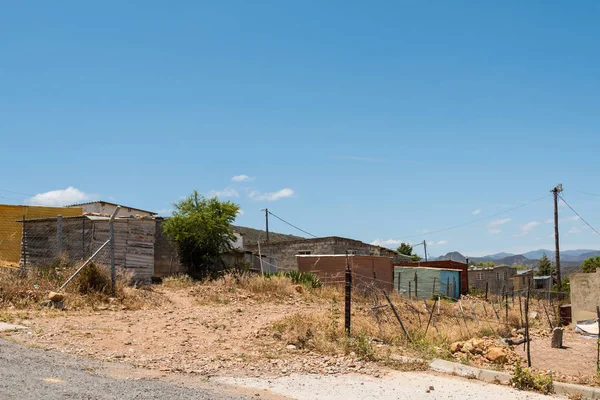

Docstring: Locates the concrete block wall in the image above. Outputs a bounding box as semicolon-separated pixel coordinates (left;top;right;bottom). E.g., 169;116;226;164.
570;269;600;322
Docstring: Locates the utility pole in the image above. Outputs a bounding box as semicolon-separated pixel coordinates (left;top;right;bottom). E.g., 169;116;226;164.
261;208;270;242
552;184;563;291
423;240;428;262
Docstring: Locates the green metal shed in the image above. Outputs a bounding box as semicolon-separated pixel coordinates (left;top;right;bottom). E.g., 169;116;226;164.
393;266;460;299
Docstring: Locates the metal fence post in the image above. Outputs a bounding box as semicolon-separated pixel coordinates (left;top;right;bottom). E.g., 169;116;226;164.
109;206;121;296
344;258;352;336
21;215;27;270
56;215;63;257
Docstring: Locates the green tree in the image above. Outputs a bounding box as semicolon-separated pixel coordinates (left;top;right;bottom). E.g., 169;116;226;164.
397;242;422;261
397;242;413;256
162;191;240;280
513;263;527;271
581;256;600;273
536;253;555;276
475;261;495;268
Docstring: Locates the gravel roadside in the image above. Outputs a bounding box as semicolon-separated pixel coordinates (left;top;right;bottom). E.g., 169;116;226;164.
216;371;565;400
0;338;253;400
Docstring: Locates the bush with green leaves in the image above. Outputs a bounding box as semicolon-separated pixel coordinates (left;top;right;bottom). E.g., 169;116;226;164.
162;191;240;280
511;360;553;395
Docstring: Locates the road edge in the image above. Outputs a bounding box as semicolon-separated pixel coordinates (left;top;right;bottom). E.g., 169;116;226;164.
430;358;600;399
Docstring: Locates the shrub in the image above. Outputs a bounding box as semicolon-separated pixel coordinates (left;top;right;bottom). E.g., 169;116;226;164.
74;262;112;294
511;360;553;395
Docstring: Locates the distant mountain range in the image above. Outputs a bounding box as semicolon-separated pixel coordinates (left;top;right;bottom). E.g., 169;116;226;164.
435;248;600;276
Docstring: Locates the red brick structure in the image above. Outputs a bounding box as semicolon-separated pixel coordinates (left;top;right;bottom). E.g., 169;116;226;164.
297;255;394;292
393;260;469;295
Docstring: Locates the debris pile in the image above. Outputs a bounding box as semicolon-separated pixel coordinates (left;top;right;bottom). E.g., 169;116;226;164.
450;337;522;366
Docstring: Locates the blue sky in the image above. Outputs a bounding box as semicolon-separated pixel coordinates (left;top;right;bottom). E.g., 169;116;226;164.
2;1;600;257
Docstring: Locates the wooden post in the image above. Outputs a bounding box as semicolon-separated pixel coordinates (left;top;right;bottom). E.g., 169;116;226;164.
446;277;450;297
518;293;524;328
56;215;63;257
408;281;412;299
424;298;439;335
383;291;411;342
397;272;401;292
452;277;456;299
345;261;352;336
485;281;489;301
432;277;437;296
414;272;418;299
542;301;553;331
596;306;600;373
525;281;531;367
505;291;509;324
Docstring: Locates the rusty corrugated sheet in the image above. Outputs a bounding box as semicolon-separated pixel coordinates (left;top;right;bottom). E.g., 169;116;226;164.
0;205;82;263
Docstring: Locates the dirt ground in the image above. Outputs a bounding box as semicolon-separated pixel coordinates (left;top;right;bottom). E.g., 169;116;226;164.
515;328;599;383
2;281;598;389
4;285;383;378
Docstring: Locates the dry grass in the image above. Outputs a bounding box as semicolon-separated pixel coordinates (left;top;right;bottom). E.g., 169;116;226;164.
0;257;166;311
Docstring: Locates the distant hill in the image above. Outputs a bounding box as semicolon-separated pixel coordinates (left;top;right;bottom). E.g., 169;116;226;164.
436;252;467;263
485;252;515;260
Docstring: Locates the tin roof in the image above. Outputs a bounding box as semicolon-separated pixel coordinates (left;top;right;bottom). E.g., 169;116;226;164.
66;200;157;215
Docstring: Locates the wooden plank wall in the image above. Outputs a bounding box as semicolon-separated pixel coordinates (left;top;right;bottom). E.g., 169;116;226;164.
21;216;93;268
22;217;154;281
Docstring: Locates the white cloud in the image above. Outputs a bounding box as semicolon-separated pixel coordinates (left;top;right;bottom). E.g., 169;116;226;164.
248;188;294;201
568;227;581;234
370;238;403;247
429;240;448;246
486;218;511;233
231;175;255;183
156;208;173;216
472;209;482;215
26;187;92;206
207;187;239;198
521;221;541;232
237;209;245;216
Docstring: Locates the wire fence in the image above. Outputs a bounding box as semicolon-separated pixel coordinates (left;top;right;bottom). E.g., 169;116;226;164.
327;265;600;383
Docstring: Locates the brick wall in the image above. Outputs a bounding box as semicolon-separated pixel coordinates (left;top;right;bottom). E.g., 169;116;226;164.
245;236;407;271
297;255;394;292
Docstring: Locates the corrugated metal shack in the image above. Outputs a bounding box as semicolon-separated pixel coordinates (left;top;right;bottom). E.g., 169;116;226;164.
21;215;155;282
297;254;394;292
393;266;461;299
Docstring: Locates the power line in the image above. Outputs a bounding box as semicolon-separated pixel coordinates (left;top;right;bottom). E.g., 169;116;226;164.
576;190;600;197
267;211;318;238
559;195;600;236
0;188;34;197
397;194;552;240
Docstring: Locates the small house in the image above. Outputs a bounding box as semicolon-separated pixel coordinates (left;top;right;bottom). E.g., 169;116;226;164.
468;265;516;295
510;269;534;292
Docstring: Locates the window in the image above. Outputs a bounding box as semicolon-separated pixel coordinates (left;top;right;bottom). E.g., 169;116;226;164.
496;272;501;281
297;250;311;255
476;272;484;281
496;271;507;281
502;272;507;281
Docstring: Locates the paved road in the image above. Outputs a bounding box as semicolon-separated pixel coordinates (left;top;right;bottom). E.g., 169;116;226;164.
0;338;251;400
